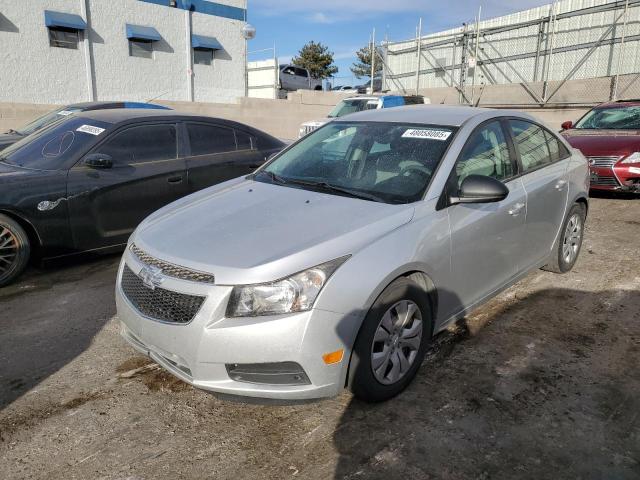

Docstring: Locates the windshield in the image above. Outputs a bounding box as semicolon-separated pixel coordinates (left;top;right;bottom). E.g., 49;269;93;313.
0;117;111;170
574;106;640;130
255;122;456;204
14;107;83;136
328;99;378;118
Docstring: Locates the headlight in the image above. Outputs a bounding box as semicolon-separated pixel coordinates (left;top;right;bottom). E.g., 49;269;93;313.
621;152;640;164
226;256;350;317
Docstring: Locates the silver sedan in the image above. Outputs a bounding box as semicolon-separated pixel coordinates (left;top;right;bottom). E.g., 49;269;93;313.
116;105;589;402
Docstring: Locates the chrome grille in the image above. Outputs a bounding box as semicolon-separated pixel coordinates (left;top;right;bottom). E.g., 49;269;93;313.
130;244;215;284
590;175;620;187
121;265;206;324
587;156;620;168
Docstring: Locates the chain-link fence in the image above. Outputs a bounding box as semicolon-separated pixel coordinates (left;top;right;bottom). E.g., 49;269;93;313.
382;0;640;106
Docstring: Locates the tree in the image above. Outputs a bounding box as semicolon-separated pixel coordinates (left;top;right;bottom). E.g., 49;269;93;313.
291;41;338;80
350;44;383;79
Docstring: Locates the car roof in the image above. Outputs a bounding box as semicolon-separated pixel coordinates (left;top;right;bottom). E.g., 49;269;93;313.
339;104;503;127
75;108;220;123
67;101;170;110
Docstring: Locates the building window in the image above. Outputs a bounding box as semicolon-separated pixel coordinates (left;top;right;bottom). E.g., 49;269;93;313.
49;27;80;49
129;39;153;59
193;48;213;66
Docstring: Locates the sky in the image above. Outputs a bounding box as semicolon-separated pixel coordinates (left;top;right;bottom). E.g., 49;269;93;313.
247;0;553;85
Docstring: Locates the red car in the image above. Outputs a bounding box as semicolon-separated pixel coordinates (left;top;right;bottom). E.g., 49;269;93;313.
561;100;640;193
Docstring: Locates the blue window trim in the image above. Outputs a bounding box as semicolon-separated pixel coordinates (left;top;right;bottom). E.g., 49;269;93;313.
44;10;87;31
126;24;162;42
192;34;222;50
138;0;246;21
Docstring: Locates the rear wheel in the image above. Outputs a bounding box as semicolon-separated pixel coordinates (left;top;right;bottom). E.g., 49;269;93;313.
349;278;432;402
0;214;30;287
542;203;586;274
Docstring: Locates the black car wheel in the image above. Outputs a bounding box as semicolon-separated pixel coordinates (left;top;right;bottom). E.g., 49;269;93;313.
0;214;30;287
542;202;586;274
349;278;433;402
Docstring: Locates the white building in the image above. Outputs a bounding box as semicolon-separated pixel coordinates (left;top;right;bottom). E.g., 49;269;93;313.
0;0;248;104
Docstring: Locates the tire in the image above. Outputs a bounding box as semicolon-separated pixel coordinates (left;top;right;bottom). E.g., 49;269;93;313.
0;214;30;287
542;203;586;274
349;278;433;402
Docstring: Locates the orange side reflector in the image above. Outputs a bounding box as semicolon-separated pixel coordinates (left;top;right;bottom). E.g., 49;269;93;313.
322;349;344;365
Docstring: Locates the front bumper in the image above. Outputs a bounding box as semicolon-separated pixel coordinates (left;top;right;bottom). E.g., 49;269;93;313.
115;251;351;400
590;164;640;192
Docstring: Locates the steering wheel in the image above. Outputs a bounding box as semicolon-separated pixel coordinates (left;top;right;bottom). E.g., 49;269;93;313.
400;164;431;180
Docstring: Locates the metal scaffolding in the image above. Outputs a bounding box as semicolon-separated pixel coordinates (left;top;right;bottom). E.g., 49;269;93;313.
382;0;640;106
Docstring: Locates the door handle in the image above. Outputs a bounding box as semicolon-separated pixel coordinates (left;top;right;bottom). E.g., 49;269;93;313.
508;202;525;216
555;180;567;190
167;176;183;184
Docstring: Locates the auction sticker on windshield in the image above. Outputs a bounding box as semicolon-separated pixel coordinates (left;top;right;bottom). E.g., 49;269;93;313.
402;129;452;141
76;125;105;136
57;110;75;116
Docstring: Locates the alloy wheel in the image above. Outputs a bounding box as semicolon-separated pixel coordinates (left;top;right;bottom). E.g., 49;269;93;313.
371;300;423;385
0;225;19;280
562;213;583;265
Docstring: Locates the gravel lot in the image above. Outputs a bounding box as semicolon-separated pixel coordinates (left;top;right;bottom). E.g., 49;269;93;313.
1;195;639;480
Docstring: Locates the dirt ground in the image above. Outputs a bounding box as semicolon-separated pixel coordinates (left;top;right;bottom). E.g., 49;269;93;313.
0;195;639;480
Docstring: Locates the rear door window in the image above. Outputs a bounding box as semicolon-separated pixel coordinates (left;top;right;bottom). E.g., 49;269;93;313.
186;123;237;156
94;124;177;165
235;130;254;150
508;120;552;172
543;130;570;162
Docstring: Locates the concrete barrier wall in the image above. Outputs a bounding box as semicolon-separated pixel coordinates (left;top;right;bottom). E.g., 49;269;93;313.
0;92;587;141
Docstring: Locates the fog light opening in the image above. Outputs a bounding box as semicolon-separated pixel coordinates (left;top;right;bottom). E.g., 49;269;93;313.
225;362;311;386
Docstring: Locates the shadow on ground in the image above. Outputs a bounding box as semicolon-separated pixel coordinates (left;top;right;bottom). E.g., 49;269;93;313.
0;255;120;411
332;288;640;479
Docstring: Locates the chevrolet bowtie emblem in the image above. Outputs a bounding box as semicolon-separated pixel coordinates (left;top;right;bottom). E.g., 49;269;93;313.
139;265;163;290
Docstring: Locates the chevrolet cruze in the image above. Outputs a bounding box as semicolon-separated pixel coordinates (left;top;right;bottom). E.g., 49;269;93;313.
116;106;589;402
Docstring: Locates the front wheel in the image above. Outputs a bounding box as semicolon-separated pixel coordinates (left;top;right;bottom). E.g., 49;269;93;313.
542;203;586;274
349;278;432;402
0;214;31;287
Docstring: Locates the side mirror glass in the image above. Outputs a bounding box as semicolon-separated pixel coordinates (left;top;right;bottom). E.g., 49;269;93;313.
451;175;509;205
84;153;113;169
561;120;573;130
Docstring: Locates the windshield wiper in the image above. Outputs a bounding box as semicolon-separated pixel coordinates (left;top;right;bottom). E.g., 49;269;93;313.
254;170;289;185
284;177;386;203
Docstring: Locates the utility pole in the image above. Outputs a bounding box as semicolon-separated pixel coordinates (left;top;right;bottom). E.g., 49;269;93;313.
543;0;558;102
612;0;630;100
415;17;422;95
470;6;481;104
370;28;376;94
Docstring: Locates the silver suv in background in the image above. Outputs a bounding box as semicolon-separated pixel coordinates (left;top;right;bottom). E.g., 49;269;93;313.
299;94;428;137
279;64;323;91
117;105;589;403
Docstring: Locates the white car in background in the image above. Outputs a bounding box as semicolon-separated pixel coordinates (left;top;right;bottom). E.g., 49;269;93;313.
299;95;429;137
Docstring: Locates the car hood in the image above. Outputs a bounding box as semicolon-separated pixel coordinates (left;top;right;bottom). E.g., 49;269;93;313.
133;178;415;285
562;129;640;156
0;133;24;150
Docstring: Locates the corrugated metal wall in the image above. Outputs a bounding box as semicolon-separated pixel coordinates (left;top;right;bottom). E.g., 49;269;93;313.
384;0;640;100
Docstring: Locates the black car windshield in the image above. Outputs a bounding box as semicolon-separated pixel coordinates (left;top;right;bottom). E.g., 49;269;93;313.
574;105;640;130
14;107;83;136
328;99;378;118
255;121;457;204
0;117;111;170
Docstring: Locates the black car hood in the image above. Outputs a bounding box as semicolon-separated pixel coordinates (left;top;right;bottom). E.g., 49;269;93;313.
0;133;24;150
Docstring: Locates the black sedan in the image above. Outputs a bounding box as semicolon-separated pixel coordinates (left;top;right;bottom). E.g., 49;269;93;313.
0;109;284;286
0;101;170;151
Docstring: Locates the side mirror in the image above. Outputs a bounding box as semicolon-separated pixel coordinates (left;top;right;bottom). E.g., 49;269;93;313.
561;120;573;130
84;153;113;169
451;175;509;205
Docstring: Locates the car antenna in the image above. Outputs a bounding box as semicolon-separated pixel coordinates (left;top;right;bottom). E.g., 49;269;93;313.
145;90;171;103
